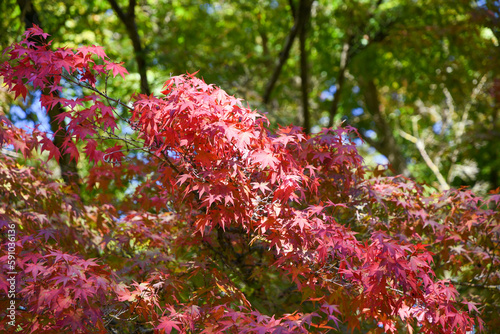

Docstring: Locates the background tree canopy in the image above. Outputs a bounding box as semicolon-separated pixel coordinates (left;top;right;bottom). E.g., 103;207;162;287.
1;0;499;192
0;1;499;333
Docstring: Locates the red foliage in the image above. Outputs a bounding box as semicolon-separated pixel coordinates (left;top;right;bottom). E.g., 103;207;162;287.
0;25;498;333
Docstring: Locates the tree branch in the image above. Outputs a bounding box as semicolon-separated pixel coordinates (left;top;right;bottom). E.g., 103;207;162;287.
399;123;450;191
446;75;487;183
16;0;80;187
262;1;310;104
360;78;408;175
107;0;151;95
327;38;352;127
451;280;500;290
299;0;312;133
327;0;392;128
288;0;297;19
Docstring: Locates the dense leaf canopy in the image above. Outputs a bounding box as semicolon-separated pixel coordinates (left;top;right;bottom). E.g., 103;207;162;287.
1;0;499;191
0;25;498;334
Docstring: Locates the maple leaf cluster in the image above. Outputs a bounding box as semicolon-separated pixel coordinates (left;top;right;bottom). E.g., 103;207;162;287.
0;25;498;333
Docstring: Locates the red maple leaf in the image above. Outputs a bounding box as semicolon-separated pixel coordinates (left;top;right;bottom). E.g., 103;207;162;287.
24;262;46;280
78;45;107;60
251;149;279;169
156;317;181;333
252;182;271;194
40;135;61;161
105;60;129;79
25;24;50;39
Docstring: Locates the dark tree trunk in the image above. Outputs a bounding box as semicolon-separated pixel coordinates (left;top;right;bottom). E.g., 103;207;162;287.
108;0;151;95
299;0;312;133
359;77;408;175
327;38;352;128
263;0;311;105
16;0;80;186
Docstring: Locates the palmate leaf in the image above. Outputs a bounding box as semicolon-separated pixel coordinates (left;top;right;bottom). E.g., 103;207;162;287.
156;317;181;333
104;60;128;79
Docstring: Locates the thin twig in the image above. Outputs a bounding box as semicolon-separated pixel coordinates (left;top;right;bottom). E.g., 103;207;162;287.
61;73;133;111
451;280;500;290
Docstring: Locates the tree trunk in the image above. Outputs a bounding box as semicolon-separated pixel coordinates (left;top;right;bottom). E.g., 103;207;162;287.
108;0;151;95
17;0;80;186
327;38;352;128
263;0;311;104
359;77;408;175
299;0;312;133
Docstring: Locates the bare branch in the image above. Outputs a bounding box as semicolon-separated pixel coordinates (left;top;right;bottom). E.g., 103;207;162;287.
451;280;500;290
327;38;352;128
359;78;408;175
107;0;151;95
62;74;134;111
446;75;487;183
299;0;312;132
399;117;450;191
263;1;311;104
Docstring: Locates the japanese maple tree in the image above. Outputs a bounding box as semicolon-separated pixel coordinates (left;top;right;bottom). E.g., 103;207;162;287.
0;25;498;333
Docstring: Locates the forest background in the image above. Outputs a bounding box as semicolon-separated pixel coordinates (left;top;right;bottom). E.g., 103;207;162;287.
0;0;499;333
1;0;499;192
